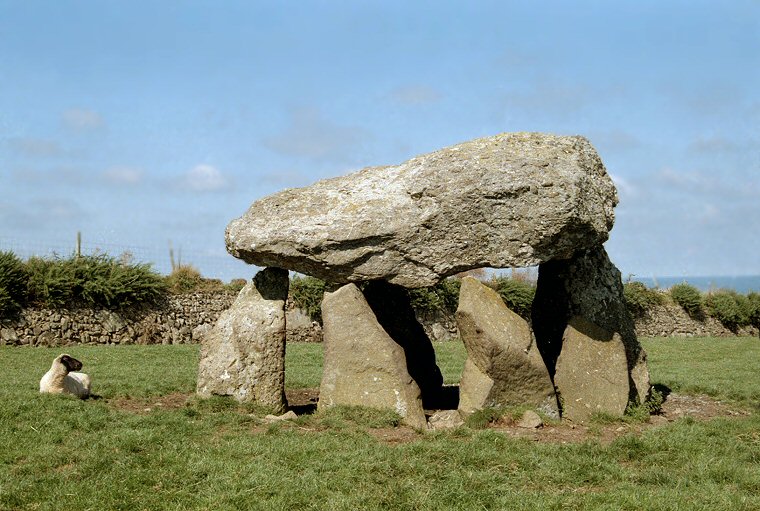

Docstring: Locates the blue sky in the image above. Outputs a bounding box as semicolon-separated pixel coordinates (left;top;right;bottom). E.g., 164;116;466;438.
1;1;758;281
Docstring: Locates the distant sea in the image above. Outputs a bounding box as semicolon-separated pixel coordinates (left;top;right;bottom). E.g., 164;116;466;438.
632;275;760;294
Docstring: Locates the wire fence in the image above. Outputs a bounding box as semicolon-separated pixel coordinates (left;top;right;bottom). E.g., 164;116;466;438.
0;235;256;282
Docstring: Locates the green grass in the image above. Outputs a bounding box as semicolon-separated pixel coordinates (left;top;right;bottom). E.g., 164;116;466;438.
641;336;760;408
1;338;758;510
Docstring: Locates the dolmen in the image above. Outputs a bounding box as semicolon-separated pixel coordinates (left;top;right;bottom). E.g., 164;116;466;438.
197;132;650;426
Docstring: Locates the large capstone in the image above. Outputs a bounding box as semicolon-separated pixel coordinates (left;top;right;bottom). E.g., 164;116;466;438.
456;277;559;417
196;267;288;412
318;283;427;429
226;132;618;288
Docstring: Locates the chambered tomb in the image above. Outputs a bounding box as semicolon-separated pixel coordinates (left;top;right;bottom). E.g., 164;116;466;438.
198;132;651;426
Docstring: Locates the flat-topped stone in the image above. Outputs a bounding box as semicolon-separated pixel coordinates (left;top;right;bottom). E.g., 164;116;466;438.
226;132;617;287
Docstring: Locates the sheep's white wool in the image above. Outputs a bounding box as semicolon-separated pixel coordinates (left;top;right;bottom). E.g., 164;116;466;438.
40;354;91;399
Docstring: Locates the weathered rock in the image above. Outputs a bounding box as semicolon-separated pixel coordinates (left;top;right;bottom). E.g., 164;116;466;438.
285;306;322;343
554;316;630;423
263;410;298;423
196;268;288;412
318;283;427;429
428;410;464;430
362;280;444;408
456;277;559;417
531;245;650;404
226;132;617;287
516;410;544;429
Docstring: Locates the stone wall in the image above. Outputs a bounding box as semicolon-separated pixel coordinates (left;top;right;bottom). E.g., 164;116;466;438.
634;304;758;338
1;293;756;348
0;292;236;347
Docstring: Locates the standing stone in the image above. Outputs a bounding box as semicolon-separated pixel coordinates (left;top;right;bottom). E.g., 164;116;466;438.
456;277;559;417
226;133;617;287
362;280;444;408
554;317;629;422
532;245;650;405
196;267;288;412
318;283;427;430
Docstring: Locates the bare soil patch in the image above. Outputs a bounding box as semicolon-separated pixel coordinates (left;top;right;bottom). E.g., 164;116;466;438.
109;387;750;445
484;392;751;446
108;392;191;414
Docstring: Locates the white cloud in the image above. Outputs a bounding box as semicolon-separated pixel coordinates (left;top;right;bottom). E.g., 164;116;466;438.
387;85;442;106
6;137;65;157
655;167;758;199
609;173;637;198
1;197;85;229
103;166;143;185
181;164;229;192
688;136;739;153
264;107;371;164
500;82;592;120
62;108;105;131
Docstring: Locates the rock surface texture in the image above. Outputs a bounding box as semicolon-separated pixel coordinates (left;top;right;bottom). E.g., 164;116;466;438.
456;277;559;417
531;246;650;405
318;284;427;429
226;132;618;287
196;268;288;411
362;280;445;408
554;317;630;423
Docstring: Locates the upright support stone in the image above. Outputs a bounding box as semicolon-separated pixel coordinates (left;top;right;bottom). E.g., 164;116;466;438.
196;267;288;412
362;280;445;408
532;245;650;406
318;283;427;430
456;277;559;417
554;317;629;422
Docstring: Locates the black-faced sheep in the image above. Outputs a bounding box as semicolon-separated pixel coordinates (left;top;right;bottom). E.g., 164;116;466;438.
40;354;92;399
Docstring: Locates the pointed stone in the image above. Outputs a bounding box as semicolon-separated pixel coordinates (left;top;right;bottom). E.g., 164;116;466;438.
196;267;288;412
532;245;650;404
362;280;444;408
456;277;559;417
318;283;427;429
554;316;629;423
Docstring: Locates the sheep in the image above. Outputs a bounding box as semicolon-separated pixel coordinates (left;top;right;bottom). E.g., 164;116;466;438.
40;354;92;399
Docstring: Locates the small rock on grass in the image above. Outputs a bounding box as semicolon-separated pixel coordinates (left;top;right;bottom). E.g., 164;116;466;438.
263;410;298;423
516;410;543;429
428;410;464;430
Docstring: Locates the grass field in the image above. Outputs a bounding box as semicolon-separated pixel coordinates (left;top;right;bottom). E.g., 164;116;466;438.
1;337;758;510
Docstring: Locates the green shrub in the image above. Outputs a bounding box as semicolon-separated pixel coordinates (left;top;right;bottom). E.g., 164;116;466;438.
669;283;703;319
0;251;29;318
488;276;535;319
290;275;327;323
748;292;760;328
705;290;751;330
225;278;247;294
25;256;76;307
24;253;166;309
623;281;664;316
165;265;204;293
408;278;461;316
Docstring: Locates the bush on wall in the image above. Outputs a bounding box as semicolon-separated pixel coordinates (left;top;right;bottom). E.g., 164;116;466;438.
0;251;29;318
290;275;328;323
705;290;752;330
409;278;461;316
623;281;665;317
486;276;535;320
22;253;167;310
747;292;760;329
669;283;704;319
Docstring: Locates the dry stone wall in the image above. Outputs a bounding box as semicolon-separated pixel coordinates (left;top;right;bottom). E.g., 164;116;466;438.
1;293;755;348
634;304;758;338
0;292;235;347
